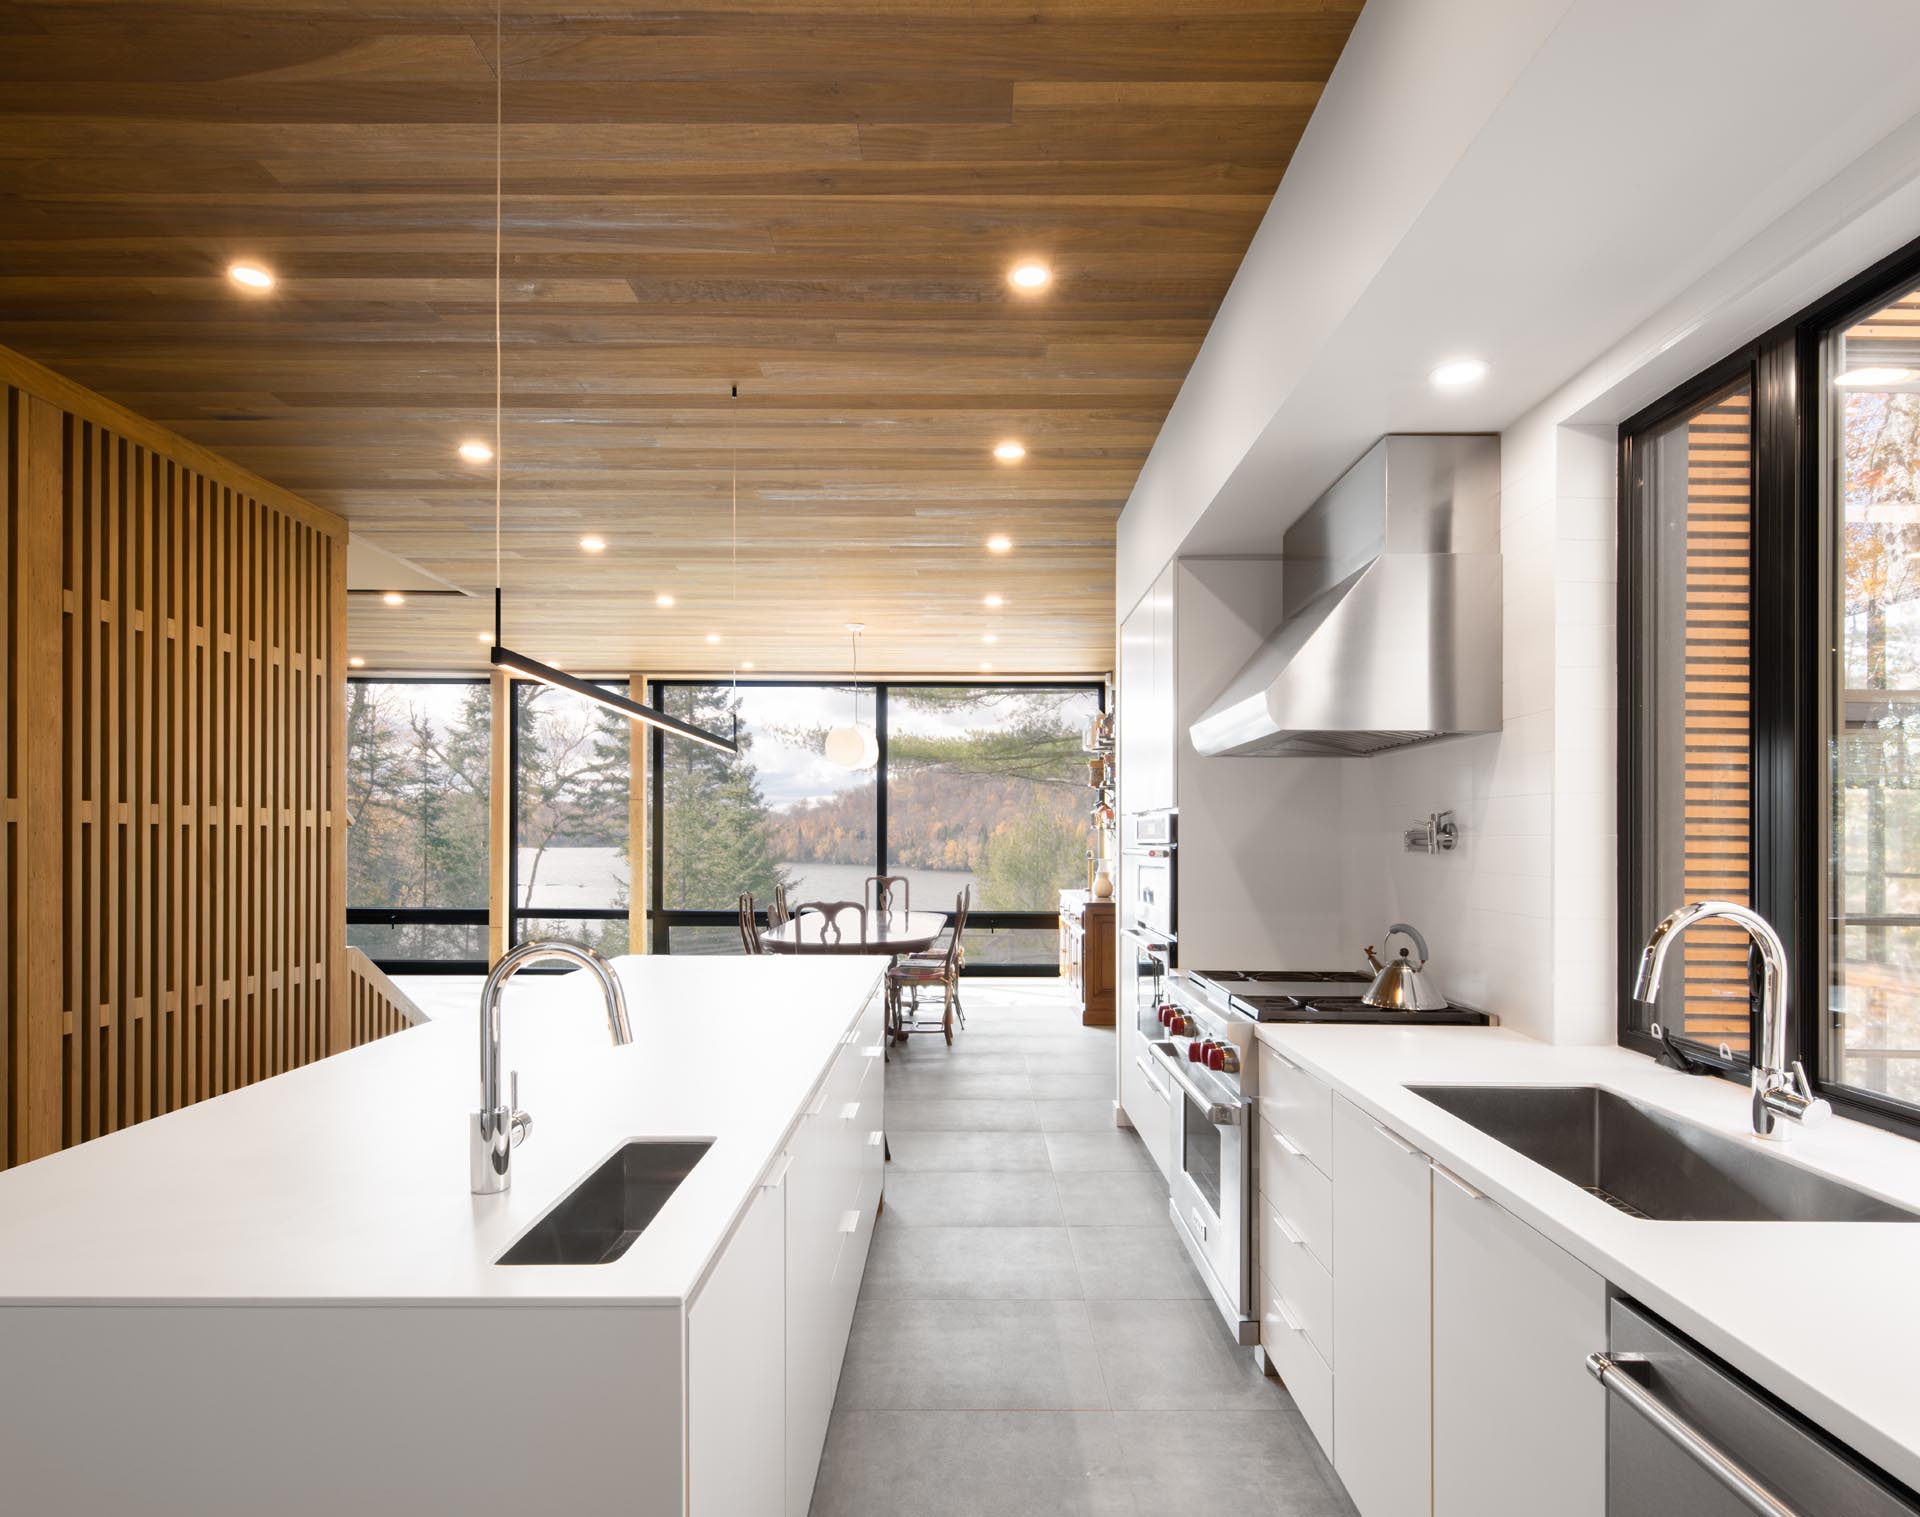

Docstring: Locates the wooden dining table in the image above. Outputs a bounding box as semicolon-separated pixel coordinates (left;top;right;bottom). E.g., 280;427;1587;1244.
759;909;947;956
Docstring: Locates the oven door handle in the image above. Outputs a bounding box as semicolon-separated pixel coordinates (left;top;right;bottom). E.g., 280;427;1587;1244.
1149;1044;1245;1126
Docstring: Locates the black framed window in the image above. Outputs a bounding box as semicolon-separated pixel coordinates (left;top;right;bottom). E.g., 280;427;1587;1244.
345;678;491;972
511;678;631;957
649;680;1104;971
1620;233;1920;1135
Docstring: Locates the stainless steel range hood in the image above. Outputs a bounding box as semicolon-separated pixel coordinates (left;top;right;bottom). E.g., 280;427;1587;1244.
1189;435;1501;758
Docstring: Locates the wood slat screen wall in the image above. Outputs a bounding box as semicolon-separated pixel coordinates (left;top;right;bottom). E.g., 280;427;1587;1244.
344;948;423;1046
1680;387;1755;1054
2;344;350;1170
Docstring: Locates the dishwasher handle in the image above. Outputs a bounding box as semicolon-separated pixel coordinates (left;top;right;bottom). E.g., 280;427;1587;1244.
1585;1353;1801;1517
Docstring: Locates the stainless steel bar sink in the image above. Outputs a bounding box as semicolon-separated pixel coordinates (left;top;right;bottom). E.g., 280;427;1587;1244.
496;1139;714;1265
1404;1085;1918;1223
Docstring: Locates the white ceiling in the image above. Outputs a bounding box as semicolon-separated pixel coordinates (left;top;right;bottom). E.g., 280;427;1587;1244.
1117;0;1920;609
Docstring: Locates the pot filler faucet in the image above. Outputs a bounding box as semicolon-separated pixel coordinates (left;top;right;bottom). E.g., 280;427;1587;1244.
472;941;633;1194
1632;901;1830;1141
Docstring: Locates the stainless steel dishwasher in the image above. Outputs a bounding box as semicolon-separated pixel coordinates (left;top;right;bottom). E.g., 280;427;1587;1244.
1591;1299;1919;1517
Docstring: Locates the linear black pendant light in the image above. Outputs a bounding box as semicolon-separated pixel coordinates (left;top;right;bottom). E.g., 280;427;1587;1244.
483;2;737;756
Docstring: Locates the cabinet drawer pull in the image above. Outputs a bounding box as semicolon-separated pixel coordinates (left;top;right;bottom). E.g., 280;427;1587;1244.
1272;1129;1305;1157
838;1210;861;1234
1135;1054;1171;1101
1270;1295;1304;1333
1272;1209;1304;1246
1373;1122;1420;1156
1268;1049;1298;1071
1432;1162;1485;1200
760;1153;793;1190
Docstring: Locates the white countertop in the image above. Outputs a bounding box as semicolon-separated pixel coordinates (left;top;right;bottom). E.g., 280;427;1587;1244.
0;956;886;1308
1254;1023;1920;1490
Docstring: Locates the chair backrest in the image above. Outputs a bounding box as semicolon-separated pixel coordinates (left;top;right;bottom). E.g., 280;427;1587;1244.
738;892;762;954
943;885;971;972
793;900;866;950
767;885;791;929
864;874;910;916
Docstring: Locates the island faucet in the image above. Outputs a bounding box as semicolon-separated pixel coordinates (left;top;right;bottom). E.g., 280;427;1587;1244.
1631;900;1830;1140
472;941;633;1194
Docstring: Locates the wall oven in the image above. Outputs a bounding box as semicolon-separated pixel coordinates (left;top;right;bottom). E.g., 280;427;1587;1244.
1122;809;1177;944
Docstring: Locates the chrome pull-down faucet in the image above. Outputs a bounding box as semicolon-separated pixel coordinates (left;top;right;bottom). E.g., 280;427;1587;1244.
471;941;634;1194
1632;901;1830;1140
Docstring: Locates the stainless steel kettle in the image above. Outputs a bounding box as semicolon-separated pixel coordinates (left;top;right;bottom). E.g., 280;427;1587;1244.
1362;923;1449;1012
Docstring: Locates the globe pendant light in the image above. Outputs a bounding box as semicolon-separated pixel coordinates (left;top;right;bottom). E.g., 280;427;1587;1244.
824;623;878;770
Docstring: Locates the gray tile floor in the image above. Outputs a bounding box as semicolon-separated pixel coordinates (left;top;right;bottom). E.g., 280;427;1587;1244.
811;979;1358;1517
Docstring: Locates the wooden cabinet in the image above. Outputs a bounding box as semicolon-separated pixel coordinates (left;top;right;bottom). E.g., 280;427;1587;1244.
1431;1164;1606;1517
1058;891;1115;1026
688;1180;786;1517
1329;1095;1432;1517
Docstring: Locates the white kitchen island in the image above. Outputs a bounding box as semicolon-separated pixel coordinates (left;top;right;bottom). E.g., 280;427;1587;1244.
0;955;888;1517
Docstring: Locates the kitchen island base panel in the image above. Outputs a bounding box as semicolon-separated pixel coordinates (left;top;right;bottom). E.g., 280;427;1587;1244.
0;1303;683;1517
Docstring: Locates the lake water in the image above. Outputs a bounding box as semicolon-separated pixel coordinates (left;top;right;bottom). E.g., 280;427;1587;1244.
516;846;976;912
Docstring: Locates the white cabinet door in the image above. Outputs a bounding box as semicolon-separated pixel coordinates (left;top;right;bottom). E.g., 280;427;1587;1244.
689;1179;785;1517
1431;1165;1607;1517
1118;1026;1173;1179
1330;1095;1431;1517
1119;566;1176;816
785;1094;839;1517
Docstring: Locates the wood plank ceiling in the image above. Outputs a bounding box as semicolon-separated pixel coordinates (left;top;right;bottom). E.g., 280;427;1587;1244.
0;0;1361;676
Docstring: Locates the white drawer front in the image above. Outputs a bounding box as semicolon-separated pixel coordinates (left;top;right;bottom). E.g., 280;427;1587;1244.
1258;1044;1333;1178
1262;1268;1334;1460
1263;1218;1333;1362
1258;1115;1333;1273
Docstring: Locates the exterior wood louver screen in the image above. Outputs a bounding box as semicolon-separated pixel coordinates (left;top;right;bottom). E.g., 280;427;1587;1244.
1679;388;1755;1055
1;345;360;1171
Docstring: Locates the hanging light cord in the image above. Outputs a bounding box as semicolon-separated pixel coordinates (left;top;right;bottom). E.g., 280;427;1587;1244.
491;0;504;635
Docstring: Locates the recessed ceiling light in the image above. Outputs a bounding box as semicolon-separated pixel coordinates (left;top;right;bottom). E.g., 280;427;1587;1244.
476;632;493;644
579;535;607;553
993;441;1026;462
656;594;675;608
845;621;867;633
705;633;721;644
986;534;1013;553
742;661;755;670
980;662;994;671
457;440;493;464
1009;263;1050;290
1835;366;1920;388
348;656;366;668
381;591;406;607
982;633;998;644
227;262;274;291
1429;357;1489;391
983;593;1004;608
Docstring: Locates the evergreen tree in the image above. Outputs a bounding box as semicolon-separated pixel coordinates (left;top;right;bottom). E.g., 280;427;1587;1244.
660;685;790;910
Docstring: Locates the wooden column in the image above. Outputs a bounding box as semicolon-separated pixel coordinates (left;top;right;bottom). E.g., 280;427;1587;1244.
629;674;650;952
18;395;64;1161
324;539;348;1057
488;669;510;964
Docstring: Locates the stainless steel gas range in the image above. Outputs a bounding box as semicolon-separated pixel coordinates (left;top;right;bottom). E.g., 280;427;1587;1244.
1146;969;1370;1344
1149;968;1492;1343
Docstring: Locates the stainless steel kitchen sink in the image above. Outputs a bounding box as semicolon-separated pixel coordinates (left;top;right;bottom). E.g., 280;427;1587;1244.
496;1139;714;1264
1404;1085;1918;1222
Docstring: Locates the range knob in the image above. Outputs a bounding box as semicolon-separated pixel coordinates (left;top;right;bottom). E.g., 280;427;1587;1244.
1204;1043;1227;1071
1168;1014;1197;1038
1158;1004;1177;1028
1187;1039;1209;1064
1214;1044;1242;1075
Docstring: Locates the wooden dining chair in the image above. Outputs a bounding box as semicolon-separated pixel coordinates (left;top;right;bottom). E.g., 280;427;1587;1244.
886;886;969;1044
863;874;910;916
767;885;792;930
792;900;866;951
737;893;763;954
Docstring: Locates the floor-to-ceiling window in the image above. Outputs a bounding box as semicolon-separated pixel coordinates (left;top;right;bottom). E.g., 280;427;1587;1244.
650;680;1103;970
345;679;491;971
511;680;632;956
